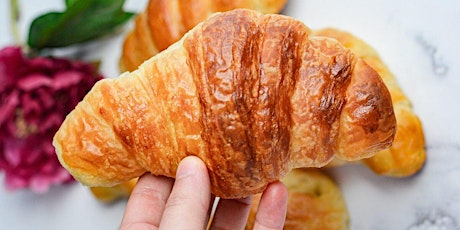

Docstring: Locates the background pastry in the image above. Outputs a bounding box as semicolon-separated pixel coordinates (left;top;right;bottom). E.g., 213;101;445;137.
89;178;138;203
315;28;426;177
246;169;349;230
120;0;288;72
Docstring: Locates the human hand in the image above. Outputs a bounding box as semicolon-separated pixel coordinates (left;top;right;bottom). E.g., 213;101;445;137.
120;156;288;230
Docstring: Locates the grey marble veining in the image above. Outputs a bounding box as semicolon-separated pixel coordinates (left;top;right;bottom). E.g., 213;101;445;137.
415;35;449;77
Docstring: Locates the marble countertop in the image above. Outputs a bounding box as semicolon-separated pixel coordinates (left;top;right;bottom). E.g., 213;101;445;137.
1;0;459;229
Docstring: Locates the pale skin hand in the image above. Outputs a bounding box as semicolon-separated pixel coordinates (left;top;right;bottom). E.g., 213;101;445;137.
120;156;288;230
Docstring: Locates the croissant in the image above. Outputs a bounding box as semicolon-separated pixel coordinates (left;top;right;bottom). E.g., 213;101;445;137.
315;28;426;177
89;178;138;203
246;168;349;230
120;0;287;72
53;9;396;199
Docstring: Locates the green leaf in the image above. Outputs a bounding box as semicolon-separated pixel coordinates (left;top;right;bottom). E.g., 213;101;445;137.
65;0;79;7
27;0;134;49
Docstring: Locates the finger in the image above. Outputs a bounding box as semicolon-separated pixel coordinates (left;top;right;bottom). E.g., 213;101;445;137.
120;174;174;230
208;196;253;230
253;181;288;230
159;156;212;229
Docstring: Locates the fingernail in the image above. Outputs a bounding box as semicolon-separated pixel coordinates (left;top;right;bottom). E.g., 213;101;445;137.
176;156;199;179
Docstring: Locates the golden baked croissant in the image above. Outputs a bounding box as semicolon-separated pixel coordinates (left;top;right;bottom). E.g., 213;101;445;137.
315;28;426;177
120;0;287;72
246;168;349;230
89;178;138;202
53;9;396;199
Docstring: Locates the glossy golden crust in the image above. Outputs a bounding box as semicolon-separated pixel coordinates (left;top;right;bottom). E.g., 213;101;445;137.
315;28;426;177
89;178;138;203
120;0;288;72
54;9;395;198
246;169;349;230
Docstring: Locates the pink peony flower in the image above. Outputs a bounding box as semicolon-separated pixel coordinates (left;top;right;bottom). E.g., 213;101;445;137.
0;46;103;193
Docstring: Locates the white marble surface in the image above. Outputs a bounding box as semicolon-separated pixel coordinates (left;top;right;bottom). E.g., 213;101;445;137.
1;0;459;229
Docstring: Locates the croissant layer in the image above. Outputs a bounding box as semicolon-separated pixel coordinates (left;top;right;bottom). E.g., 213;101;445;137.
315;28;426;177
54;9;396;198
121;0;288;72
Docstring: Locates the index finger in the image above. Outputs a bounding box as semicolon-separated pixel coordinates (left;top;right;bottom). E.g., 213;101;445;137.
120;174;174;230
158;156;212;229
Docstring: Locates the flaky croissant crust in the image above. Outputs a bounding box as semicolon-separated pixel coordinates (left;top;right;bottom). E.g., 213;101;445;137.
316;28;426;177
120;0;288;72
246;169;349;230
54;9;396;198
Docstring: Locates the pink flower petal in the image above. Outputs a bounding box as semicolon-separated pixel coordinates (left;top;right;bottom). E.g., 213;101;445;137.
0;47;102;193
24;148;42;165
0;90;19;125
17;73;53;91
40;158;55;173
4;173;27;191
0;46;26;92
6;119;19;137
53;168;73;184
41;139;56;157
68;87;82;107
21;93;41;117
4;138;23;167
30;167;72;193
28;57;54;72
52;71;84;89
37;88;55;109
29;174;51;193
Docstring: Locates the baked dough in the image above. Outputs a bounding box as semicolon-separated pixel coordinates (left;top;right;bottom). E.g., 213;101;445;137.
53;9;396;198
89;178;138;202
121;0;288;72
245;169;349;230
315;28;426;177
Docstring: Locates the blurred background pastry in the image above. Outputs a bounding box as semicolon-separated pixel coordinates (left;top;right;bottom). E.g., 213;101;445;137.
315;28;426;177
245;168;349;230
120;0;287;72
